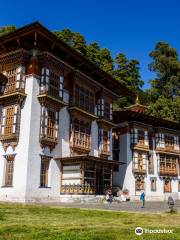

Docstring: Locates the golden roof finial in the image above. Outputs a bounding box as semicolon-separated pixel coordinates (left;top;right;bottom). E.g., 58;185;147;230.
135;95;139;104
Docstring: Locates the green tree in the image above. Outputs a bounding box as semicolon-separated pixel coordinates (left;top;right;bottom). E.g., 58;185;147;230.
112;53;144;109
86;42;100;65
147;42;180;122
54;29;86;55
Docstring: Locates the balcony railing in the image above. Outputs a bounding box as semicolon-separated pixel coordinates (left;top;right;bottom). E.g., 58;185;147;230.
71;131;91;151
159;166;178;176
100;142;110;156
165;144;174;150
39;85;62;99
3;82;25;95
133;167;146;175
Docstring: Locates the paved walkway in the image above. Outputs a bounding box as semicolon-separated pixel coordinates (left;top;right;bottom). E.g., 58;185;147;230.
37;201;180;213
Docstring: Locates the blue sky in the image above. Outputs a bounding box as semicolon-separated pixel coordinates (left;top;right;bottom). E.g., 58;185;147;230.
0;0;180;89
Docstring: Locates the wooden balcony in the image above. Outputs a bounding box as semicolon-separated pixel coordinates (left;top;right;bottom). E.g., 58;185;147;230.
39;85;61;100
100;142;110;158
0;132;19;141
40;135;58;150
165;144;174;151
131;140;149;151
70;131;91;153
133;167;146;175
4;83;25;95
159;167;178;176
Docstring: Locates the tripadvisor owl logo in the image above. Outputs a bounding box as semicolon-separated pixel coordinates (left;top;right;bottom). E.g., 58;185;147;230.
135;227;143;235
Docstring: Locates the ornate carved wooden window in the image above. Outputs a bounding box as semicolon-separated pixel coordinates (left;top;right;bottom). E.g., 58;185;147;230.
159;154;178;175
4;68;16;93
135;178;144;191
97;99;112;121
98;128;110;156
40;107;59;140
164;179;171;193
165;135;174;150
71;119;91;151
40;156;50;187
131;128;148;146
74;84;94;113
174;136;180;150
5;155;15;187
40;68;64;99
133;152;146;173
3;66;25;94
155;133;165;148
150;177;156;192
97;98;104;117
1;105;20;137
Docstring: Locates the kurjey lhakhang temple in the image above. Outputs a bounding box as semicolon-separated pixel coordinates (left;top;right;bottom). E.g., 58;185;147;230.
0;22;179;202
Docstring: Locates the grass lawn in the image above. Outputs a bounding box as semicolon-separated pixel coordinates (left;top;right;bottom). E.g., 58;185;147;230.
0;203;179;240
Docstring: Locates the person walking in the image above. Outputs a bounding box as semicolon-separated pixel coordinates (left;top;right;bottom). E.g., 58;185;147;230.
140;191;145;208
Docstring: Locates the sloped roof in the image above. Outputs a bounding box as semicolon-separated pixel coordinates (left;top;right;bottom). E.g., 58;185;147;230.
0;21;136;98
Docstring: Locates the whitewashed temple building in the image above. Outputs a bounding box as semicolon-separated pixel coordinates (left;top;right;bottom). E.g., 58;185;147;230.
113;103;180;201
0;22;179;203
0;22;134;202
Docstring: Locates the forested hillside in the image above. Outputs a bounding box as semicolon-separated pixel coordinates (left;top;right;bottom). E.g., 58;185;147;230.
1;25;179;122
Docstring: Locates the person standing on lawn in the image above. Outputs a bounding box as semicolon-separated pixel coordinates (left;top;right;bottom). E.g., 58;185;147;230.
140;191;145;208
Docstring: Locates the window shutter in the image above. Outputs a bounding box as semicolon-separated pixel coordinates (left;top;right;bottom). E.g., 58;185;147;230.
110;103;113;120
12;105;18;133
144;131;148;146
155;133;159;148
16;66;25;89
174;136;179;150
45;69;49;91
134;128;138;144
40;68;45;92
41;68;49;92
97;99;101;116
55;112;59;138
1;108;6;135
142;153;146;170
59;76;64;98
134;152;138;168
161;133;165;148
101;99;104;117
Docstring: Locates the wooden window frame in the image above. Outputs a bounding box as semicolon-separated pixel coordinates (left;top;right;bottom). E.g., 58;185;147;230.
40;107;59;140
98;128;110;156
1;105;20;137
4;155;15;187
71;118;91;150
40;156;50;188
135;178;144;192
150;177;157;192
74;84;95;114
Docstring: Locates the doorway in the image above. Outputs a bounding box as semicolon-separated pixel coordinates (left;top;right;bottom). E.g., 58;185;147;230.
164;179;171;193
96;167;104;194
